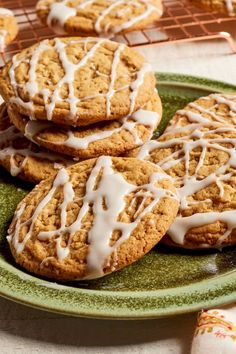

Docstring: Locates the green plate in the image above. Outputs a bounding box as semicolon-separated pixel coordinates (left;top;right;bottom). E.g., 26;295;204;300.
1;73;236;319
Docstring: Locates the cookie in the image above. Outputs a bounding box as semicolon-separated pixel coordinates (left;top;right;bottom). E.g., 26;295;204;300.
0;104;73;184
129;93;236;249
0;37;156;127
166;93;236;130
36;0;163;37
8;91;162;159
0;8;18;52
7;156;179;281
190;0;236;16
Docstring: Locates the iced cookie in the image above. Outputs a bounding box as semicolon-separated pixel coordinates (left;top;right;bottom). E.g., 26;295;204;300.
0;8;18;52
0;37;156;127
8;91;162;159
36;0;163;37
129;93;236;249
166;93;236;130
0;104;73;184
190;0;236;16
7;156;179;281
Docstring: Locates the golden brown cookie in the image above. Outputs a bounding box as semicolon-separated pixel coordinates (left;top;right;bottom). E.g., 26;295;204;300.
166;93;236;130
7;156;179;281
128;93;236;249
36;0;163;37
0;37;156;127
0;104;73;184
8;91;162;159
0;8;18;52
190;0;236;16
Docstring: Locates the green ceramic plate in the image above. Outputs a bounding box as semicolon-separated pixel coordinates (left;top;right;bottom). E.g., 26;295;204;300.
1;73;236;319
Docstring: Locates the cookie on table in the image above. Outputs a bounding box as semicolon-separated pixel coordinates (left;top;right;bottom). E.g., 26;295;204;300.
0;37;156;127
36;0;163;37
7;156;179;281
0;104;73;184
128;93;236;249
8;91;162;159
0;8;18;52
190;0;236;16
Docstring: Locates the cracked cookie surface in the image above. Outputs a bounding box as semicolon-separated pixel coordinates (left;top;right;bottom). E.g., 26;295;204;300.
0;37;156;127
8;91;162;159
8;156;179;281
0;103;73;184
36;0;163;37
128;93;236;249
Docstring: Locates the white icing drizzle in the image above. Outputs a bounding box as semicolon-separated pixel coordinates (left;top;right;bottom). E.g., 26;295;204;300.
136;94;236;246
129;63;152;114
7;169;69;252
94;0;126;35
188;102;229;124
0;113;71;177
168;210;236;246
41;0;162;37
24;108;159;150
8;156;177;279
49;38;106;121
24;41;52;113
46;1;77;34
105;43;125;116
0;146;70;176
9;38;151;123
165;93;236;133
210;93;236;113
106;0;162;36
24;120;51;143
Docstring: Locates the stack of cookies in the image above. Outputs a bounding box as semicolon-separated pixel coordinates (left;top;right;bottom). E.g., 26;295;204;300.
0;36;162;183
0;36;182;281
2;3;236;284
3;36;236;281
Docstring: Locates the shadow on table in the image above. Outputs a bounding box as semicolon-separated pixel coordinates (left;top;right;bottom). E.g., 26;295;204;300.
0;297;195;352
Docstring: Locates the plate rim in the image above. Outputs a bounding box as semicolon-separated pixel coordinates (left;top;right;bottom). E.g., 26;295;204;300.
1;72;236;319
1;263;236;319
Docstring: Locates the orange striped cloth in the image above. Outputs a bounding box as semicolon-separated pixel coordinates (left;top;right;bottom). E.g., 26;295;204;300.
191;305;236;353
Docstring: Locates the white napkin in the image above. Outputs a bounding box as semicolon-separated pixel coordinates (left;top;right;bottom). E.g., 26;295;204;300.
191;305;236;354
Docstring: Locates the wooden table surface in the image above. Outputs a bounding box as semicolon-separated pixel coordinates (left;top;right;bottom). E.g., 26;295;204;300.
1;39;236;354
